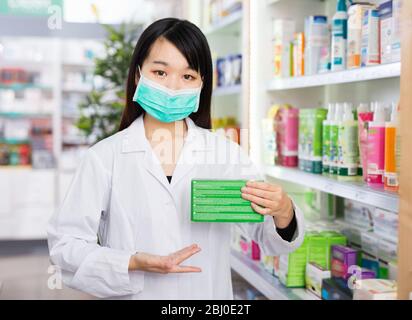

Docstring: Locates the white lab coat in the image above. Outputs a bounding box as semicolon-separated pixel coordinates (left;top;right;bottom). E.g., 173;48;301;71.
47;115;305;300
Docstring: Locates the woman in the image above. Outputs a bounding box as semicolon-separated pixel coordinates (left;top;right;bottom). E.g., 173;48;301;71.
47;18;305;300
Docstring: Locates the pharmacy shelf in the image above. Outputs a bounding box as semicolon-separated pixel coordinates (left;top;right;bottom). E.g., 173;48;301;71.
267;63;401;91
62;61;94;68
0;165;33;170
0;83;53;91
264;166;399;212
0;111;52;118
213;84;242;97
230;250;319;300
267;0;318;5
267;0;281;5
62;84;92;93
204;10;242;36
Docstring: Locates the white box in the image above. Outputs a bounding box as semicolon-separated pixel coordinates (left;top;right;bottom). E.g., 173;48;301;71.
372;208;398;243
348;3;376;69
392;0;402;62
379;1;394;64
361;9;380;66
353;279;397;300
272;19;295;78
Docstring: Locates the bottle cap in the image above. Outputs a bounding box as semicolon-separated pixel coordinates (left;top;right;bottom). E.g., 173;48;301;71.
390;102;398;122
343;103;354;121
373;103;386;123
327;103;335;121
358;103;370;114
337;0;347;12
335;103;344;121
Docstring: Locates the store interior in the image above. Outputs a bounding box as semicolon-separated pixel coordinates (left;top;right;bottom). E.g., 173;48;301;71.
0;0;411;300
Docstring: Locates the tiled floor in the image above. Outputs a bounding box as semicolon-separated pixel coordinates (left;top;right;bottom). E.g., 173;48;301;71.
0;240;94;300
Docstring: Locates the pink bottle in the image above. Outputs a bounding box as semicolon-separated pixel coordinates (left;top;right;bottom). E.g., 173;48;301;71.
357;103;374;182
276;106;299;167
367;104;386;186
250;241;261;261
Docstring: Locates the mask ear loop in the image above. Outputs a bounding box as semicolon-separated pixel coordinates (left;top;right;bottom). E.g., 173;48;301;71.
194;78;203;113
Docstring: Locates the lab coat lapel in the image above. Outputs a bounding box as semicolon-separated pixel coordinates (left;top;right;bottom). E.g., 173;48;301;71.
170;117;212;187
121;115;172;196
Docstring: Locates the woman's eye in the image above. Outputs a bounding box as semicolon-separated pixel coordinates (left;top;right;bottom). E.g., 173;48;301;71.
183;74;195;81
154;70;166;77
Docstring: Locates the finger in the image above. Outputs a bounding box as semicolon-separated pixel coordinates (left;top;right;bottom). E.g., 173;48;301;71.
241;186;280;201
241;192;277;209
172;265;202;273
251;202;271;215
246;180;281;192
173;246;202;265
172;244;199;258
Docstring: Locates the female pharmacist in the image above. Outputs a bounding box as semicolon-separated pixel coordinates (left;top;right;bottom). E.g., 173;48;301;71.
47;18;305;299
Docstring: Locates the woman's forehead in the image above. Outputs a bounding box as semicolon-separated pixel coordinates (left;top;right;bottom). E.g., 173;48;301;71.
146;38;192;71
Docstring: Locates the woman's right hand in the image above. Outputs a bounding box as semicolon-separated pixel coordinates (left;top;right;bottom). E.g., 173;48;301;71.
128;244;202;274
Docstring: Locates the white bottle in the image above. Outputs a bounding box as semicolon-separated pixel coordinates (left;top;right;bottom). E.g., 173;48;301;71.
322;103;335;174
330;103;344;174
338;103;359;180
331;0;348;71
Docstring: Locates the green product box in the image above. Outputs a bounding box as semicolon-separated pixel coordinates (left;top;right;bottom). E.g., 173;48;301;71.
191;180;264;223
279;236;309;287
307;231;346;270
307;232;330;270
319;231;347;269
279;231;347;288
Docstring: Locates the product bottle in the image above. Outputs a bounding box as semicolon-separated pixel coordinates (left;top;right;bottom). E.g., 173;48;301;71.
338;103;360;181
357;103;374;181
276;106;299;167
384;103;400;192
299;109;309;171
367;103;386;186
312;108;328;174
330;103;344;175
331;0;348;71
322;103;335;174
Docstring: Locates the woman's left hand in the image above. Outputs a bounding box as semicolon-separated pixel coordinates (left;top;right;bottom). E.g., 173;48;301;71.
241;180;294;229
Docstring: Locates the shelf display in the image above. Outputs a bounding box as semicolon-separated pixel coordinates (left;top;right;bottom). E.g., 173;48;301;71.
270;0;401;80
243;0;404;299
204;0;243;29
215;53;242;89
212;116;240;144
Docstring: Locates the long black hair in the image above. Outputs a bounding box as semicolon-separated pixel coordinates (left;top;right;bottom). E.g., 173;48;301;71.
119;18;213;131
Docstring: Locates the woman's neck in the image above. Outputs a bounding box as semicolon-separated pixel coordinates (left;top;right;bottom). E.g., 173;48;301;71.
143;113;188;141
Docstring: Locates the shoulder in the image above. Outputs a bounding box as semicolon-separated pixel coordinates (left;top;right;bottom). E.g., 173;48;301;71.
83;129;126;171
89;130;125;155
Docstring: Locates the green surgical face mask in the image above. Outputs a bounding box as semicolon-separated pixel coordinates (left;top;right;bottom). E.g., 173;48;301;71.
133;67;203;123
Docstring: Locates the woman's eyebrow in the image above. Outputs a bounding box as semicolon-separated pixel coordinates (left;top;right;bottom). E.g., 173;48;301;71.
152;60;169;66
152;60;197;72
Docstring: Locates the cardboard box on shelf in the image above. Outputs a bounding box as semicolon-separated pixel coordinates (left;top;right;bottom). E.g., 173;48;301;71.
353;279;397;300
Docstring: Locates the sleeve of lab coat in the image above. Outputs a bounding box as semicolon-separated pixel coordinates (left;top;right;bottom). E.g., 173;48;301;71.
47;148;144;298
224;140;305;257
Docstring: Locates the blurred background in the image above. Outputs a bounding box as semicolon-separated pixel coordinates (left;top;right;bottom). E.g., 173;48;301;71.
0;0;260;300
